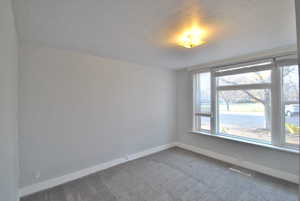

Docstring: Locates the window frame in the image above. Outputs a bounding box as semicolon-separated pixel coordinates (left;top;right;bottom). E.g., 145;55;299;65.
277;58;300;149
192;55;299;151
193;71;212;133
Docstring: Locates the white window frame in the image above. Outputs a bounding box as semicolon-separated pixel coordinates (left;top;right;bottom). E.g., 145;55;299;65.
192;55;299;151
277;56;300;150
193;71;212;133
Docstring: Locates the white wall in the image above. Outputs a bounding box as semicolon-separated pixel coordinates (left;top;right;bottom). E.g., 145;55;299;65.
17;1;300;192
295;0;300;193
0;0;19;201
176;70;299;176
19;44;176;187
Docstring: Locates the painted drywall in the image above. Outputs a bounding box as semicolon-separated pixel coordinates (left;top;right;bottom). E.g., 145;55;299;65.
176;70;299;176
295;0;300;193
18;44;176;187
296;0;300;53
0;0;19;201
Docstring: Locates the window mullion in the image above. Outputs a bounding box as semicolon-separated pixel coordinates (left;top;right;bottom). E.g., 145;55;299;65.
197;73;201;130
211;70;217;135
271;59;284;146
194;73;200;131
192;73;196;131
217;83;271;91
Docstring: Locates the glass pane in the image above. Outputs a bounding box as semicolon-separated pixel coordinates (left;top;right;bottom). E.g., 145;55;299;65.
199;72;211;113
201;116;210;130
217;89;271;143
218;70;271;86
194;72;211;132
282;65;299;145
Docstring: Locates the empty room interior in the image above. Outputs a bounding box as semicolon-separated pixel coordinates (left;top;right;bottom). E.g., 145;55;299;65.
2;0;300;201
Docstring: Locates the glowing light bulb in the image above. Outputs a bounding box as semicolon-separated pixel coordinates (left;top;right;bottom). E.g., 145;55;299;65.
178;26;206;48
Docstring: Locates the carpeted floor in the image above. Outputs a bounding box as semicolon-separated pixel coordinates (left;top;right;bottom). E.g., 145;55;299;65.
21;147;298;201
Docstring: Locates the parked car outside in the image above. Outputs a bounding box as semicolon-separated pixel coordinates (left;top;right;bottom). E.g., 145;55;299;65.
285;104;299;117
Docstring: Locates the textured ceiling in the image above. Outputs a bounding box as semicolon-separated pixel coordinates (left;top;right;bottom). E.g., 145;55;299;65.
13;0;297;69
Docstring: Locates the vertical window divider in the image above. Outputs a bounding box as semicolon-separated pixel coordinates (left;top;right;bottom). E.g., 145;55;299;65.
197;73;201;130
192;73;196;131
211;70;217;135
271;58;284;146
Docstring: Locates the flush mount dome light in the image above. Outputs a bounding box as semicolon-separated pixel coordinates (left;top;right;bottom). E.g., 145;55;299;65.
178;26;206;48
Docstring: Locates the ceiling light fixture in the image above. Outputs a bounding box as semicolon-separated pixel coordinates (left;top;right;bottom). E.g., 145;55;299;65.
178;26;206;48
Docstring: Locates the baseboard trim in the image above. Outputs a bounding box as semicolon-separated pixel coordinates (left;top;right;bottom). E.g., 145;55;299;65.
19;141;299;197
19;143;176;197
175;142;299;184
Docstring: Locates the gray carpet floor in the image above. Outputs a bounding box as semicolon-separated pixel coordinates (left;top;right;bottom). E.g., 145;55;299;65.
22;147;299;201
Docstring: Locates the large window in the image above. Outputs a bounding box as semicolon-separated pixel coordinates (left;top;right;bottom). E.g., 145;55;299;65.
193;56;299;150
279;57;299;147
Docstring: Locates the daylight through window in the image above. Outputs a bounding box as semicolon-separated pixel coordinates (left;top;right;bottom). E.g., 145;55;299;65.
193;55;299;149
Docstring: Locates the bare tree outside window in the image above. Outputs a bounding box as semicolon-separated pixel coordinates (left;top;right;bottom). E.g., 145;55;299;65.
219;70;272;129
217;66;299;144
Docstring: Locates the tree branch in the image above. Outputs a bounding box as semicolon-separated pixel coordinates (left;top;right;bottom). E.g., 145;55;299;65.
242;90;265;104
219;78;265;104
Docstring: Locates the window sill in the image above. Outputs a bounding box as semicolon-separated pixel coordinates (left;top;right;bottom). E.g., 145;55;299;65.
189;130;299;154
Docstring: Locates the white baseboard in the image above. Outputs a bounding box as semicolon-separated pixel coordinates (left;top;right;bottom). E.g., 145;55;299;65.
19;143;176;197
19;141;299;198
175;142;299;184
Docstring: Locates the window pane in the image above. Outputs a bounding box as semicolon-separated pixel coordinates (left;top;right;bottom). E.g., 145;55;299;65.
217;89;271;143
198;72;211;113
218;70;271;86
194;72;211;132
194;115;210;131
201;116;210;130
282;65;299;145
